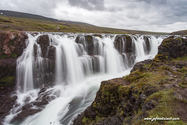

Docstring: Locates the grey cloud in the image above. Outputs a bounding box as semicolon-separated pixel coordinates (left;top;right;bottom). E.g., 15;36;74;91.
0;0;58;18
135;0;167;5
68;0;105;11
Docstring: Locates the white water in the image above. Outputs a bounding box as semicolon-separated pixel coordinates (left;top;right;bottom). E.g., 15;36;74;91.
3;33;164;125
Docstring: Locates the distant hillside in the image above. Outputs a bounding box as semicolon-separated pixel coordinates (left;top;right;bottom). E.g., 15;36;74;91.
0;10;59;21
0;10;168;35
170;30;187;35
0;10;93;26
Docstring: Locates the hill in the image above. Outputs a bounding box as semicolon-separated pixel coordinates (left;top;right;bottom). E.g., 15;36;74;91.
0;10;168;35
170;30;187;35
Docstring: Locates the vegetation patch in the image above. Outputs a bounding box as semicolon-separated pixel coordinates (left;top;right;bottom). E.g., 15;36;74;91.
0;76;15;86
0;54;7;59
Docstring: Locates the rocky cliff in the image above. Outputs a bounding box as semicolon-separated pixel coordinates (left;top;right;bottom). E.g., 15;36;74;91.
0;31;28;122
73;36;187;125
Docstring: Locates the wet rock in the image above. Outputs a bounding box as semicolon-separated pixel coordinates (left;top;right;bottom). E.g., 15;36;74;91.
10;87;58;124
143;36;151;54
73;113;85;125
37;35;50;57
47;46;56;60
75;35;95;55
0;85;17;122
10;108;42;124
114;35;135;53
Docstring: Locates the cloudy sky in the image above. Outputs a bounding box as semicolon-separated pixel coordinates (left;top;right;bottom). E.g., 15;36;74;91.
0;0;187;32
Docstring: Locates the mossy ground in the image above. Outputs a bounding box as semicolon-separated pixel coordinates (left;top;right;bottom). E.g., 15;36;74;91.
123;55;187;124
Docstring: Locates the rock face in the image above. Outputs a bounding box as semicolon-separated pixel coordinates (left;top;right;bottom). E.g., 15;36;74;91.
0;31;28;124
0;31;58;123
75;35;98;55
0;84;17;123
143;36;151;54
0;31;28;87
157;37;187;59
73;36;187;125
114;35;135;53
37;35;50;58
114;35;136;68
0;31;28;58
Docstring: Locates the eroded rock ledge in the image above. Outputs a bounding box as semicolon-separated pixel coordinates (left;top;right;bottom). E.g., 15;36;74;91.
73;36;187;125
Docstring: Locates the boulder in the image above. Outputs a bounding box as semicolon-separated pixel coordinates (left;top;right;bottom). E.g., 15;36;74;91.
158;37;187;59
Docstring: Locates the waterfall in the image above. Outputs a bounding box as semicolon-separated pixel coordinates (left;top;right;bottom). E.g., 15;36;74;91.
3;33;164;125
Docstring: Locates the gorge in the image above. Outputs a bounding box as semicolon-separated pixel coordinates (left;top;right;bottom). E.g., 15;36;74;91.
0;31;165;125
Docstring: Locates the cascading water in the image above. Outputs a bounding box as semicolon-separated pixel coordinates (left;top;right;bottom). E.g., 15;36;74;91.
3;33;165;125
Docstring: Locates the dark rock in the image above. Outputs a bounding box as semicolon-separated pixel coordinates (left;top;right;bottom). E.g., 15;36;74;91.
175;62;186;68
10;87;57;124
131;59;152;73
143;36;151;54
73;113;85;125
0;84;17;123
0;58;17;86
10;108;41;124
142;84;159;97
114;35;135;53
47;46;56;60
75;35;95;55
84;106;96;119
142;100;155;112
37;35;50;57
124;101;133;113
158;37;187;59
93;116;123;125
122;52;136;68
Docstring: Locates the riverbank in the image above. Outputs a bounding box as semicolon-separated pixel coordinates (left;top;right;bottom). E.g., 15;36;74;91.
73;36;187;125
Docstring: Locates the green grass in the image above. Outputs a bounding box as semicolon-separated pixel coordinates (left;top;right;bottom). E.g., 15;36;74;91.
0;15;168;35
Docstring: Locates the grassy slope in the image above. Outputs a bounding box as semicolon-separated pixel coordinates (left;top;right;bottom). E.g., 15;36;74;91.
170;30;187;35
0;14;168;35
123;57;187;124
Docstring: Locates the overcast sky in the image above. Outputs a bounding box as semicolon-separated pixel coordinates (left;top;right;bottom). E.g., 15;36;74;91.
0;0;187;33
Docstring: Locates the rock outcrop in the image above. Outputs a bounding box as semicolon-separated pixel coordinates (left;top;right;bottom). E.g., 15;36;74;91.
0;31;28;123
73;36;187;125
0;31;28;87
